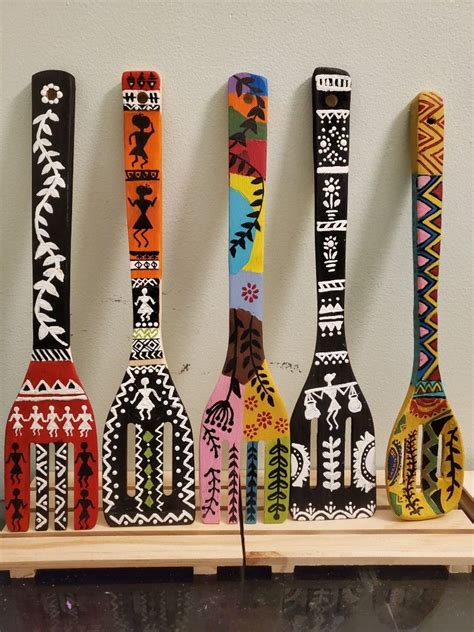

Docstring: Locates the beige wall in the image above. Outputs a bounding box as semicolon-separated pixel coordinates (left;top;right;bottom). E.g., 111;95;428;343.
0;0;472;497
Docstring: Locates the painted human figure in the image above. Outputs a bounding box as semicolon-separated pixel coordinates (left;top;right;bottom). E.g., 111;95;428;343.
128;184;156;247
135;287;155;323
6;443;26;484
9;406;25;436
323;373;342;430
74;489;95;529
5;488;28;532
129;114;155;168
61;405;75;437
46;405;60;437
75;442;96;488
28;405;44;436
77;405;93;437
131;377;160;420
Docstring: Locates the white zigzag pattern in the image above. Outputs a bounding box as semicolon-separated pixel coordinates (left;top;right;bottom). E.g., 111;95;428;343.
135;423;145;513
154;423;164;511
159;368;195;511
54;443;68;529
102;371;134;515
35;444;49;530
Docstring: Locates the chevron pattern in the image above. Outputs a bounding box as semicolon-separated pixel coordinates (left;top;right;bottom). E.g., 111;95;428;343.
414;175;444;387
54;442;68;530
35;444;49;531
416;92;444;175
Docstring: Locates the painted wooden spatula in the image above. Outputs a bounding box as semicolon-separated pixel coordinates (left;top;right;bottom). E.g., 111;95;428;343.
4;70;99;531
386;92;464;519
102;71;195;526
199;73;290;525
290;68;376;520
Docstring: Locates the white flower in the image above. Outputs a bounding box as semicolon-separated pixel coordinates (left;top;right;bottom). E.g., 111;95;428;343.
41;83;63;105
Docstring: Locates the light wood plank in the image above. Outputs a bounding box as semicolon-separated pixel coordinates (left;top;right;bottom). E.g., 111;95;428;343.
245;533;474;572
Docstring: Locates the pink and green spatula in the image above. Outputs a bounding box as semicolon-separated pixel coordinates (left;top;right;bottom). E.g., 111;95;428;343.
199;73;290;525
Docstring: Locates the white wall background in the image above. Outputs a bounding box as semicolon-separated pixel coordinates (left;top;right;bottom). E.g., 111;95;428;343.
0;0;472;498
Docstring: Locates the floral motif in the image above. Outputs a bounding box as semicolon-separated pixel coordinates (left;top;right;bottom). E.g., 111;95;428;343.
257;411;272;429
245;395;258;411
322;177;341;219
241;282;259;303
323;235;338;272
275;417;289;434
245;423;258;440
32;107;67;346
322;177;341;198
41;83;63;105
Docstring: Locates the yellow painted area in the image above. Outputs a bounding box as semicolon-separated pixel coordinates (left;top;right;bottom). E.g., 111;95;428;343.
386;386;464;520
242;360;289;442
229;172;265;273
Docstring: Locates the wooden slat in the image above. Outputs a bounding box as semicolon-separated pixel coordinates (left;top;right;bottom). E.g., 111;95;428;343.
245;533;474;572
0;532;243;577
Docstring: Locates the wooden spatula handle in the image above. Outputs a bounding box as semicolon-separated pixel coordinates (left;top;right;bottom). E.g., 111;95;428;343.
411;92;444;385
122;71;162;280
31;70;75;351
312;68;351;345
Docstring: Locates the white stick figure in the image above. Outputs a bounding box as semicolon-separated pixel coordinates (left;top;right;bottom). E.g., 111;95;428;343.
323;373;341;430
131;377;160;420
61;405;75;437
77;405;93;437
135;287;155;323
9;406;25;437
28;405;45;436
46;405;60;437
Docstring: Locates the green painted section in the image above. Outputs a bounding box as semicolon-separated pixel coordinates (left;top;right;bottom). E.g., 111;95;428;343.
228;107;266;141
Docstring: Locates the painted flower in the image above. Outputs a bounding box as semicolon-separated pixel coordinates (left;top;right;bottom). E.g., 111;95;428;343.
245;423;258;440
256;411;272;429
241;282;259;303
275;417;289;434
323;236;337;250
322;177;341;197
41;83;63;105
245;395;258;411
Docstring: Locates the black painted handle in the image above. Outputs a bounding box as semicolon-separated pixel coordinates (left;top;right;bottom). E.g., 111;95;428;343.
31;70;75;351
313;67;351;348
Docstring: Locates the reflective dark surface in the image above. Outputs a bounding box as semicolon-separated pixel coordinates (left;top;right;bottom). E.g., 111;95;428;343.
1;502;473;631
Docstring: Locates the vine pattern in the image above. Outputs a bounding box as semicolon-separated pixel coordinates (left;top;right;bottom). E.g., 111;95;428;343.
246;442;258;523
403;430;422;516
229;74;266;258
203;309;242;436
32;108;67;346
241;316;275;406
202;467;220;519
267;439;289;520
228;443;239;523
445;426;462;500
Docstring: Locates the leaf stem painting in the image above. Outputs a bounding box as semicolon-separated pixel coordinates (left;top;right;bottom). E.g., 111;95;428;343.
199;74;290;525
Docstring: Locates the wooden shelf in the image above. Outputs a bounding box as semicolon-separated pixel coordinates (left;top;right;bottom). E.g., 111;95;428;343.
1;471;472;579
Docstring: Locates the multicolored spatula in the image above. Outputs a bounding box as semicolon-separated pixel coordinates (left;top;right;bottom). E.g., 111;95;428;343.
4;70;99;531
199;73;291;524
386;91;464;519
102;71;195;527
290;68;376;520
